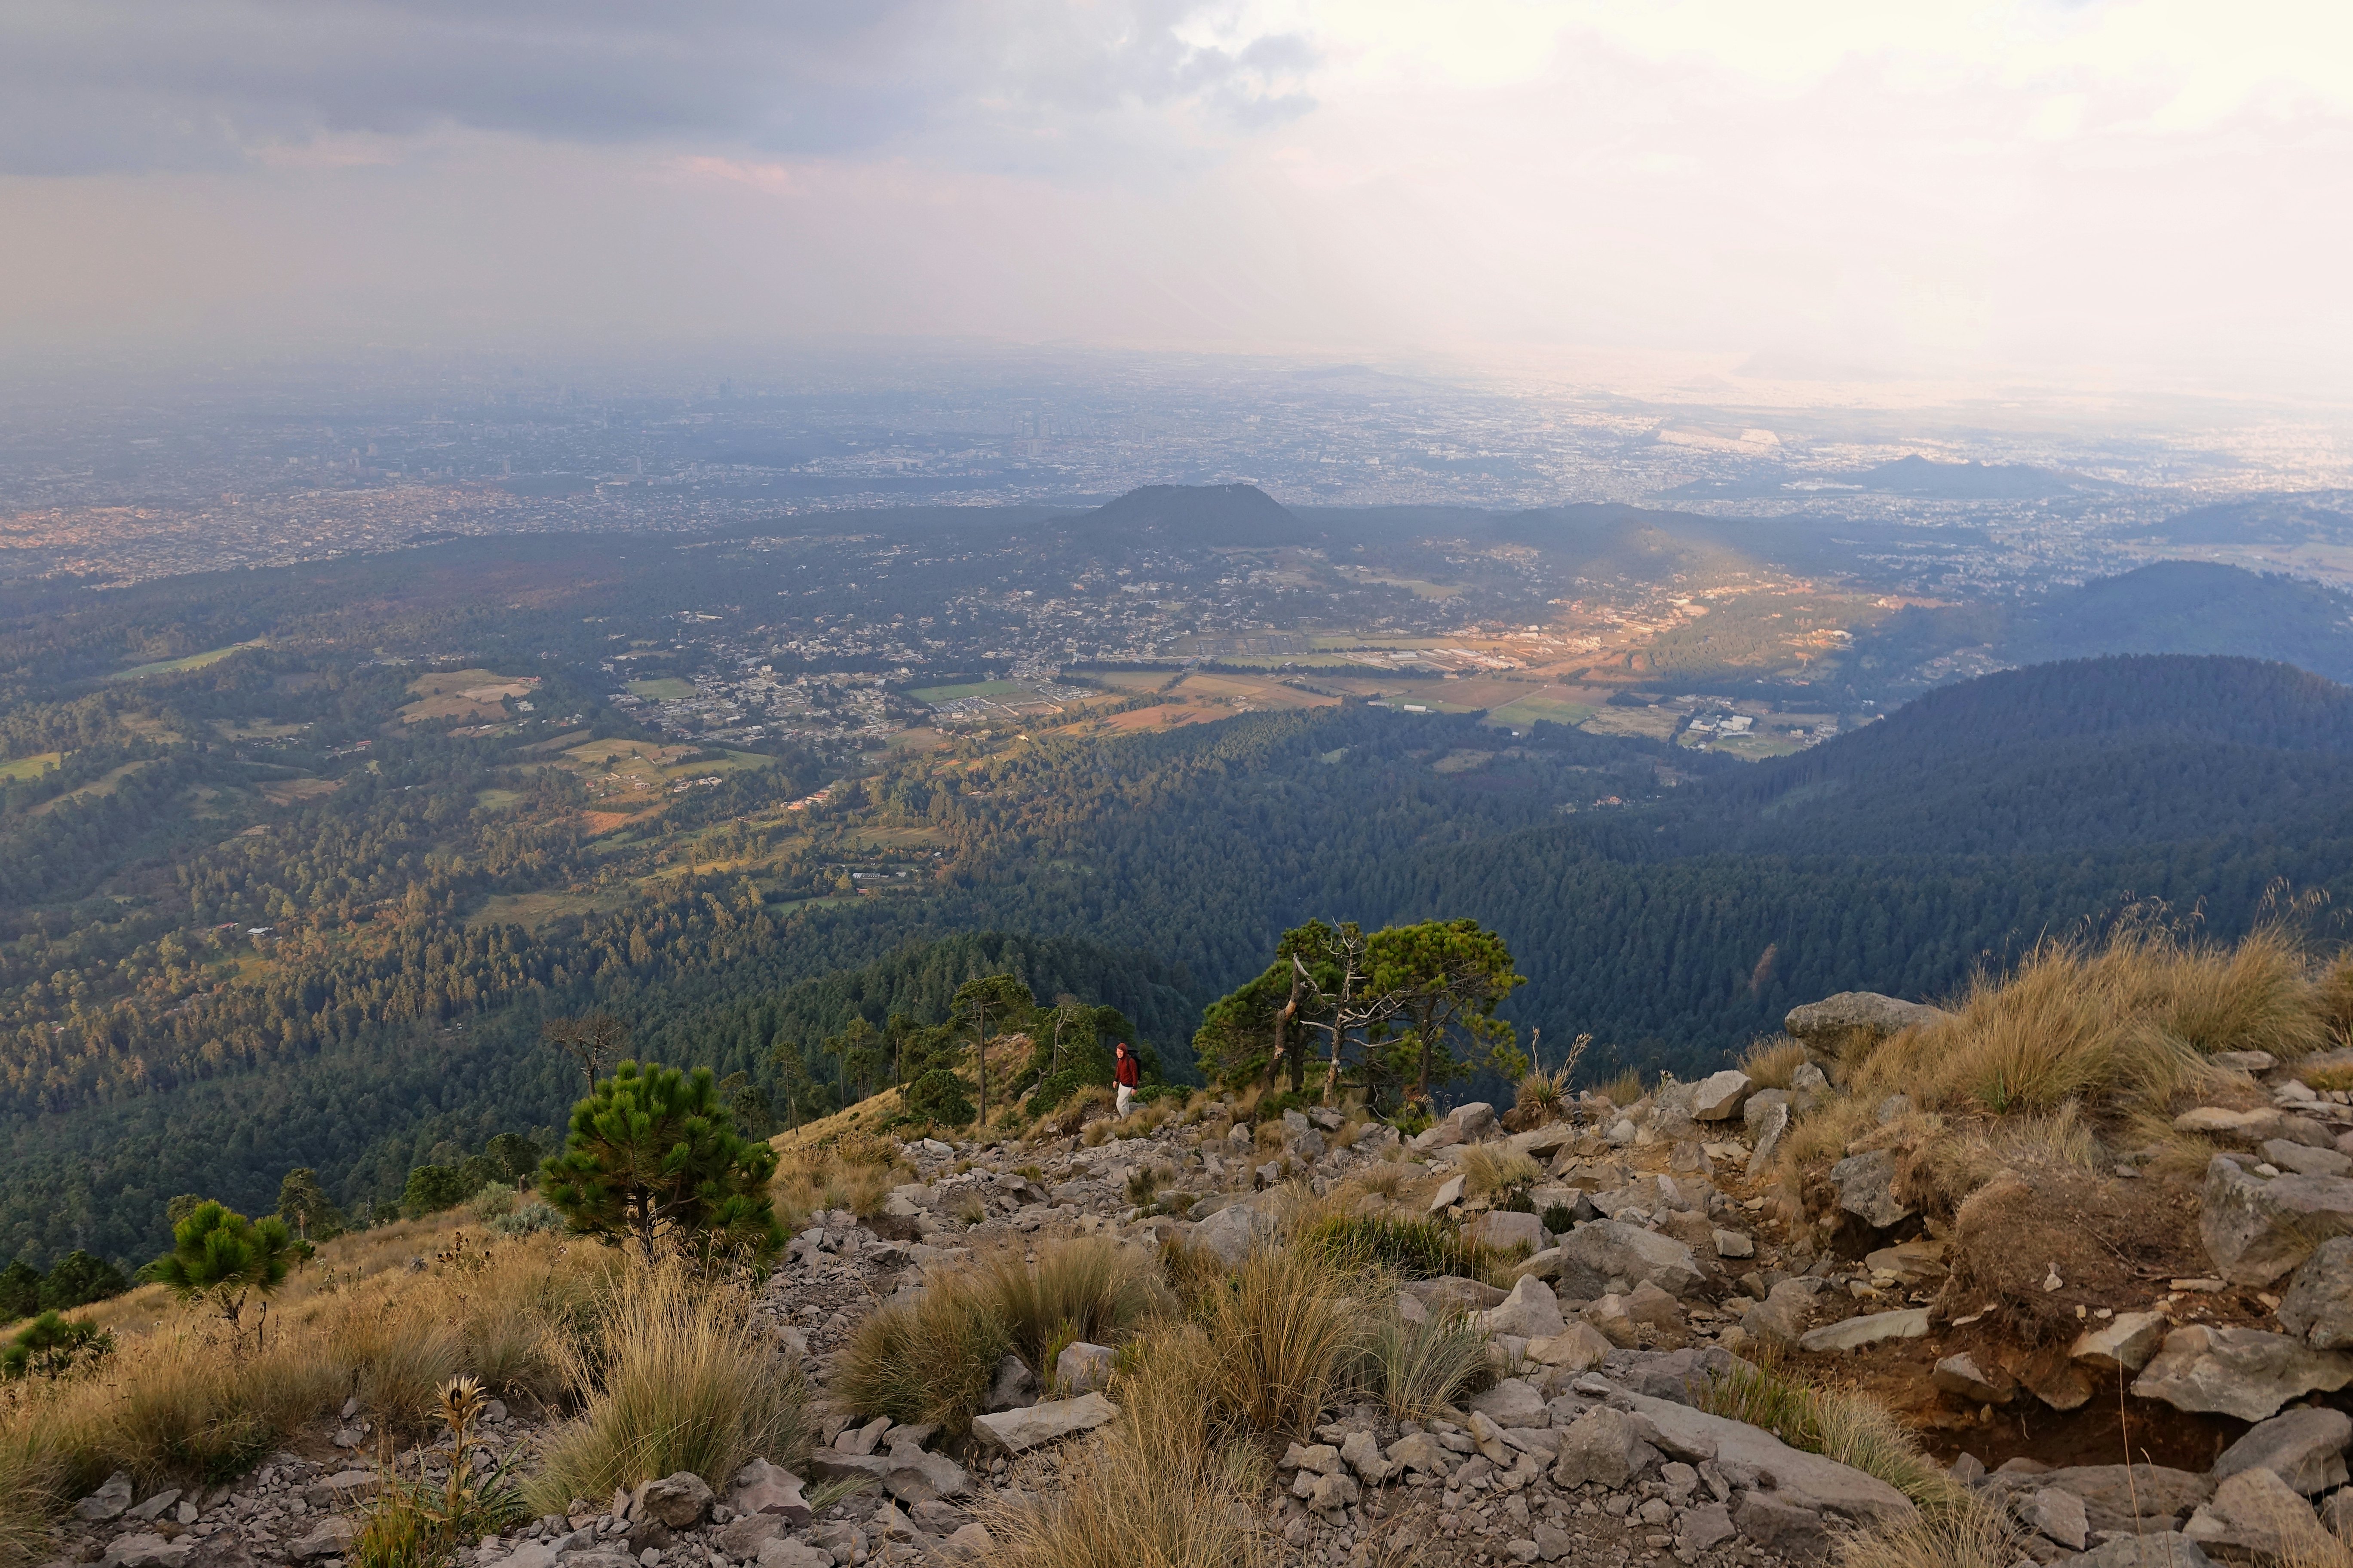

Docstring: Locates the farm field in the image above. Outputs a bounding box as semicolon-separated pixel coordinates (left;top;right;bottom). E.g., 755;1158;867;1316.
111;640;266;681
398;668;538;723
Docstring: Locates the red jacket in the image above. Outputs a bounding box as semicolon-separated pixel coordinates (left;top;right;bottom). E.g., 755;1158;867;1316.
1113;1048;1141;1087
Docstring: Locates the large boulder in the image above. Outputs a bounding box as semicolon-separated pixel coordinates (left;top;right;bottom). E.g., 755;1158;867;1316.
1827;1150;1912;1230
1689;1071;1752;1122
1191;1199;1276;1266
1740;1279;1819;1351
2210;1407;2351;1495
2131;1325;2353;1421
635;1472;715;1529
2199;1157;2353;1286
1615;1388;1916;1532
2277;1236;2353;1348
2021;1465;2211;1533
1480;1276;1567;1340
1798;1308;1929;1354
1553;1221;1705;1299
74;1473;134;1522
1549;1406;1661;1490
2070;1311;2169;1375
1526;1323;1614;1373
1468;1210;1547;1253
729;1458;812;1522
2075;1537;2215;1568
969;1392;1120;1455
1054;1341;1116;1396
2184;1467;2332;1564
1783;993;1949;1057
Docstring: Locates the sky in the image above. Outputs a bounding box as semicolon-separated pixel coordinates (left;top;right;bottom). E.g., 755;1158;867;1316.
4;0;2351;401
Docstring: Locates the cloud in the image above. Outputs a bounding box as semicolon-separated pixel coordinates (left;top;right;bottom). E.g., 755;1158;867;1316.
0;0;1316;176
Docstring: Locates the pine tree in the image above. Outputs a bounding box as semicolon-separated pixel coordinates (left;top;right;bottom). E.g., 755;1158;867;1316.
540;1061;783;1265
138;1201;294;1352
275;1168;345;1242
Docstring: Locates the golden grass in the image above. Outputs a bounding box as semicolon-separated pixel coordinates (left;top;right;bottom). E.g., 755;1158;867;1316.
526;1266;808;1511
1457;1145;1540;1200
1837;1491;2022;1568
1740;1037;1810;1090
984;1321;1271;1568
1694;1357;1958;1510
1368;1311;1491;1421
1351;1162;1413;1201
1602;1067;1645;1106
772;1137;912;1232
832;1272;1011;1439
0;1225;616;1559
982;1238;1170;1376
1190;1246;1375;1444
1838;926;2323;1123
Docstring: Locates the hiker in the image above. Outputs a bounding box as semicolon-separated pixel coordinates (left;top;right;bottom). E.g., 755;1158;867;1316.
1113;1040;1141;1116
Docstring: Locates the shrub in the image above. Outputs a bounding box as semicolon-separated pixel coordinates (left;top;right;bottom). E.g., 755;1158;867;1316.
831;1272;1009;1439
467;1183;520;1222
487;1199;565;1237
276;1168;347;1242
905;1069;976;1127
1370;1310;1491;1421
1601;1067;1645;1106
1192;1245;1373;1442
542;1061;784;1265
1838;1493;2022;1568
1;1312;113;1382
1298;1213;1491;1282
0;1260;37;1322
353;1377;525;1568
528;1267;808;1511
138;1200;295;1351
37;1252;128;1313
983;1238;1168;1375
402;1165;481;1219
1541;1203;1577;1234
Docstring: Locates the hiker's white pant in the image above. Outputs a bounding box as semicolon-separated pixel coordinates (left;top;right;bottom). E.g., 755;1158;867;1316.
1116;1085;1135;1116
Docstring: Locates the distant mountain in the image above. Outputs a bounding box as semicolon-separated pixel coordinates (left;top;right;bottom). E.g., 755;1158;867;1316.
1847;561;2353;695
1851;454;2101;499
2146;492;2353;545
1071;484;1321;546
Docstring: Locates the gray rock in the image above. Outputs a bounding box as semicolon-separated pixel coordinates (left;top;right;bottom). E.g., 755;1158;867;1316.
729;1458;811;1523
636;1472;715;1529
1469;1210;1546;1253
2261;1139;2353;1177
74;1473;134;1522
1713;1228;1755;1259
1054;1341;1116;1395
287;1519;355;1564
1385;1430;1456;1477
969;1392;1120;1455
2073;1535;2216;1568
882;1449;968;1504
100;1535;193;1568
126;1490;181;1523
983;1352;1038;1412
2184;1467;2329;1563
1340;1429;1394;1485
1746;1100;1791;1178
1798;1307;1930;1354
1783;992;1950;1054
714;1513;789;1559
302;1471;378;1509
1191;1199;1275;1266
1526;1323;1614;1372
1553;1220;1705;1299
2131;1325;2353;1421
1428;1173;1466;1212
1404;1274;1507;1314
1690;1071;1752;1121
2070;1311;2169;1375
1740;1279;1818;1351
1733;1495;1832;1562
2210;1406;2350;1495
1828;1149;1912;1230
2029;1488;2090;1550
1550;1406;1661;1490
2277;1236;2353;1348
1614;1388;1917;1531
938;1522;994;1562
1680;1503;1737;1553
1468;1378;1550;1428
2025;1466;2212;1534
1481;1276;1567;1340
2199;1156;2353;1285
1933;1353;2015;1405
1454;1102;1497;1138
753;1542;832;1568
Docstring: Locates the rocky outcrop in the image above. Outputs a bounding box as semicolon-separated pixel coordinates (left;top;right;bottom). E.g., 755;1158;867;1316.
2198;1156;2353;1286
2130;1324;2353;1421
1782;993;1949;1057
969;1392;1120;1455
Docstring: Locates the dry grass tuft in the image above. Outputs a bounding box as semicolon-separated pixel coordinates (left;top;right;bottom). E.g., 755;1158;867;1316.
832;1271;1009;1439
982;1237;1169;1377
527;1266;808;1511
1191;1246;1375;1443
1350;1162;1413;1201
1601;1067;1645;1107
772;1138;912;1232
1740;1037;1810;1090
1837;1491;2022;1568
1695;1358;1957;1509
1368;1311;1491;1421
1457;1145;1540;1200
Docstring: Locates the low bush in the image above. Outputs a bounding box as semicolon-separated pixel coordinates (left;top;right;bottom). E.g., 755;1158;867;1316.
1601;1068;1645;1107
528;1266;808;1511
1368;1310;1490;1421
1837;1492;2021;1568
1457;1145;1540;1200
1739;1038;1809;1090
983;1237;1168;1376
904;1069;976;1127
1192;1245;1374;1443
1297;1213;1494;1282
831;1272;1010;1439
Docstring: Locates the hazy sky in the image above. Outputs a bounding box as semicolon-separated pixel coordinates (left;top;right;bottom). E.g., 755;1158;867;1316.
5;1;2350;399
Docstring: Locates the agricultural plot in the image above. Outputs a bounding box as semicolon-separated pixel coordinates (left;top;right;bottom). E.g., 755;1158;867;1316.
398;668;539;724
111;640;267;681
